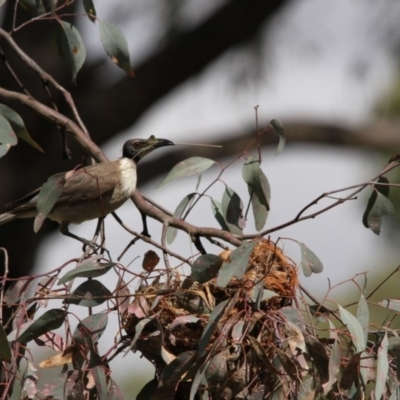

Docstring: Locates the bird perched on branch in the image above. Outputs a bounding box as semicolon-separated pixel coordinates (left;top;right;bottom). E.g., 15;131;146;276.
0;135;174;247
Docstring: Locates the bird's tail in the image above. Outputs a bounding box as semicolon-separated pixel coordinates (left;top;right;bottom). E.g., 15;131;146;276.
0;213;17;225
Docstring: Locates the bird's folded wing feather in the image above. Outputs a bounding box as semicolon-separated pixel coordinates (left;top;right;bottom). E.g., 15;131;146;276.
59;162;120;202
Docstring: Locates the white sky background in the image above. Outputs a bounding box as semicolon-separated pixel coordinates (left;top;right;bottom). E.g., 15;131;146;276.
32;0;400;396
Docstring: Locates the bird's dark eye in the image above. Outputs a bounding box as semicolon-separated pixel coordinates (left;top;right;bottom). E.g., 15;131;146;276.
133;141;140;148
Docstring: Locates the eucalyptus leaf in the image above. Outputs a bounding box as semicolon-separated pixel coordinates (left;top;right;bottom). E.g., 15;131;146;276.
99;21;134;76
83;0;96;23
190;254;222;283
167;193;196;244
294;240;323;276
221;186;245;234
216;241;258;287
338;305;366;354
157;157;215;188
58;262;114;285
54;20;86;82
270;119;286;155
64;280;111;307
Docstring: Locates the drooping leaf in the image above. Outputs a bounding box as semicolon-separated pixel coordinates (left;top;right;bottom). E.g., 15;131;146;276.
338;305;366;354
216;241;258;287
242;156;271;231
340;353;362;390
167;193;196;244
90;366;107;400
362;178;394;235
73;312;108;346
191;254;222;284
99;20;134;77
190;359;209;400
295;240;324;277
206;352;228;386
222;187;245;234
197;299;230;357
375;331;389;400
58;261;114;284
0;323;11;362
34;174;65;232
0;114;17;145
83;0;96;23
210;198;229;231
54;20;86;82
322;338;340;393
270;119;286;155
0;103;43;152
157;157;216;188
125;316;155;354
16;309;67;344
64;280;111;307
357;294;369;348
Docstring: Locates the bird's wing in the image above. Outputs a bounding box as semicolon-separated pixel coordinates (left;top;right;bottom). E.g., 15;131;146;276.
58;162;121;202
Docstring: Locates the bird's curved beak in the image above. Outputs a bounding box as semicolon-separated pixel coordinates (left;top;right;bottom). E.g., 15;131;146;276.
152;138;174;149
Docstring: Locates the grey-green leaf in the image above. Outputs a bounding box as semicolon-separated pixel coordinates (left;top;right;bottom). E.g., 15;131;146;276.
296;241;323;277
216;241;258;287
375;331;388;400
222;186;245;234
34;174;65;232
167;193;196;244
0;115;17;147
83;0;96;23
0;104;43;152
242;156;270;231
158;157;216;188
54;20;86;82
210;198;229;231
16;309;67;343
58;262;114;285
357;294;369;348
65;280;111;307
338;305;366;354
364;190;394;235
99;21;134;77
270;119;286;155
190;254;222;284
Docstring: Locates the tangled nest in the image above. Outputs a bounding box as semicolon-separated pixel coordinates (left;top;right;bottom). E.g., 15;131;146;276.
123;239;301;399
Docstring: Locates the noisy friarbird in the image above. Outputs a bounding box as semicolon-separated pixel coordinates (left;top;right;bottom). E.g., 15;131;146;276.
0;135;174;246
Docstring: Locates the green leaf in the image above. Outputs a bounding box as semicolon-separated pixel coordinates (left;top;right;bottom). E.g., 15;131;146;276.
190;254;222;284
59;261;114;285
0;104;43;152
0;144;10;158
197;299;229;357
216;241;258;287
157;157;216;188
0;115;17;146
375;331;388;400
222;186;245;234
34;174;65;232
378;299;400;312
242;156;270;231
363;178;394;235
0;323;11;362
210;198;229;231
99;21;134;77
167;193;196;244
270;118;286;155
16;309;66;344
54;20;86;82
82;0;96;23
357;294;369;348
295;241;323;277
19;0;45;15
65;280;111;307
322;338;340;393
206;352;228;386
73;312;108;346
90;367;107;400
125;316;155;354
338;305;366;354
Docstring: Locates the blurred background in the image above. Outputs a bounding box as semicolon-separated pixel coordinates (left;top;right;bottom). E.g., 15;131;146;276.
2;0;400;396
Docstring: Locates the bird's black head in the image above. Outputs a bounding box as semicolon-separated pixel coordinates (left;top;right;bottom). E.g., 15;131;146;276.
122;135;174;162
